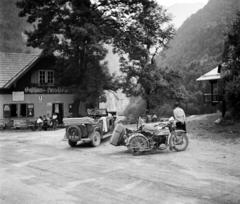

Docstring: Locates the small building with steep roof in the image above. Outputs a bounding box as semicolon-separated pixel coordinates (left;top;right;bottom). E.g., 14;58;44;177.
0;52;74;128
196;65;226;117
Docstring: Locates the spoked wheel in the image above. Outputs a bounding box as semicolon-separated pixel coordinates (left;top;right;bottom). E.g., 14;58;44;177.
91;131;101;147
127;134;149;155
172;132;189;151
66;125;81;148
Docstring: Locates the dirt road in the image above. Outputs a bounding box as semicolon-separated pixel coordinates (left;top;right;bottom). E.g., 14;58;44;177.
0;114;240;204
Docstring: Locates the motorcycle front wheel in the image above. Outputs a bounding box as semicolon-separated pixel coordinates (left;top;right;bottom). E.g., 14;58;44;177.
172;132;189;151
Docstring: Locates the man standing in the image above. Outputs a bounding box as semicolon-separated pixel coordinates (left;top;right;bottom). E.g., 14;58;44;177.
173;102;186;131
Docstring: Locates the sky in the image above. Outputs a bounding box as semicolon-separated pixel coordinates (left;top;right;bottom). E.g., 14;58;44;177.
156;0;209;7
92;0;209;7
107;0;210;73
164;0;209;28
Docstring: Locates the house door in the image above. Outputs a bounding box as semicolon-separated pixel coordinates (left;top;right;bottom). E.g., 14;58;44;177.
52;103;64;124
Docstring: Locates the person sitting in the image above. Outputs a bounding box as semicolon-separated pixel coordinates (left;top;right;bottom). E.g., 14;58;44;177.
173;102;186;131
46;114;51;126
36;116;43;130
51;112;58;129
42;115;47;123
152;114;158;122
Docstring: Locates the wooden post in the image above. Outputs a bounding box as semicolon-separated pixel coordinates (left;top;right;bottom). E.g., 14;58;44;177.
210;81;214;104
221;80;226;118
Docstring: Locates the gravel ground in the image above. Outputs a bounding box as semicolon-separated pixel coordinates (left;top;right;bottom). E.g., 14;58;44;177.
0;114;240;204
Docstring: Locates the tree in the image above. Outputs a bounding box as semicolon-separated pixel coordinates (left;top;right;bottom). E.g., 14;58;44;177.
107;1;177;112
222;12;240;118
16;0;117;115
16;0;175;115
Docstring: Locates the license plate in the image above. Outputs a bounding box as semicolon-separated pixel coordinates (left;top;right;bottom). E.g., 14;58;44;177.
69;135;80;141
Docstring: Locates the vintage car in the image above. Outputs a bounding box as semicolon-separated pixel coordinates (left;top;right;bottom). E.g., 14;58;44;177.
63;109;115;147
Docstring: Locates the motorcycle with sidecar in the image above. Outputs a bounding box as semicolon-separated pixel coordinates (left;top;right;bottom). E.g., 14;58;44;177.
110;117;189;155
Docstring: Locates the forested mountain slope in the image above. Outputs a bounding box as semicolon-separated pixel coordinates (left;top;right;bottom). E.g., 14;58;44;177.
158;0;240;72
156;0;240;114
0;0;34;53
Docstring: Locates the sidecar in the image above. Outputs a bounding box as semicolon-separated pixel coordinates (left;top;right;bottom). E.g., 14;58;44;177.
110;123;128;146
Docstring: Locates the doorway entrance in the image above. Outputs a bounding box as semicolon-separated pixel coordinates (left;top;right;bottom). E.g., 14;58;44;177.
52;103;64;124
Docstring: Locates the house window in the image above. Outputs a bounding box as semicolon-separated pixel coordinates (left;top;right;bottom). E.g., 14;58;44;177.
3;104;34;118
27;104;34;117
39;70;54;85
3;104;11;118
3;104;18;117
39;71;46;84
47;71;54;84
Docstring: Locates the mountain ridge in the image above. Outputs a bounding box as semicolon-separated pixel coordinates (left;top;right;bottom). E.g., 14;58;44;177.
168;2;205;28
156;0;240;114
157;0;240;73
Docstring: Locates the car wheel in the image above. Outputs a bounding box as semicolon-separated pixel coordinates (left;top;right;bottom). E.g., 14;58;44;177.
91;131;101;147
66;125;82;147
66;125;82;139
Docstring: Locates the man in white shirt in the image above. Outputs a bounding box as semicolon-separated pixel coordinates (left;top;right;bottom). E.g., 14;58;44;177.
173;102;186;131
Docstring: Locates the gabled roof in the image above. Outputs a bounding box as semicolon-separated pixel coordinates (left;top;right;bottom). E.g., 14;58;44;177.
196;67;221;81
0;52;41;88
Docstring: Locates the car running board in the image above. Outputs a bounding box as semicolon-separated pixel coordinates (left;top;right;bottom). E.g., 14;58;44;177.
102;133;112;139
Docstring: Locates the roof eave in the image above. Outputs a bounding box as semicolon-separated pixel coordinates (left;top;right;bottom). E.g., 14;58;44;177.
196;76;221;81
3;54;41;89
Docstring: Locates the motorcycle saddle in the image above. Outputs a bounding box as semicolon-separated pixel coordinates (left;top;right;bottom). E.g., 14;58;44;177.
142;123;170;135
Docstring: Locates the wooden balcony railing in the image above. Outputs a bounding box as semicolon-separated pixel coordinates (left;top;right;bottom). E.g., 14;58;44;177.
203;93;223;104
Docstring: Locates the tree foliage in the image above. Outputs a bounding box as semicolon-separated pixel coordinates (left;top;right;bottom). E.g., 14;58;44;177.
120;62;185;110
107;1;177;112
16;0;176;114
223;12;240;118
156;0;240;115
16;0;119;113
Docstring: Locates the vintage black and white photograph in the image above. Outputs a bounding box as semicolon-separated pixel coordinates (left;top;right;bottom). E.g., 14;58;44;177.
0;0;240;203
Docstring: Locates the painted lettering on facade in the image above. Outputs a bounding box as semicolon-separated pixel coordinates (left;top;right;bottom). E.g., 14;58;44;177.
24;87;70;94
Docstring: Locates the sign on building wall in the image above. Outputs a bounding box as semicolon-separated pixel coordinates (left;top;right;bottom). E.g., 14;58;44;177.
12;91;24;101
24;87;70;94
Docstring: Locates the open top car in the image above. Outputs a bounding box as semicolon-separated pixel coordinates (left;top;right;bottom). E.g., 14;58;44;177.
63;109;115;147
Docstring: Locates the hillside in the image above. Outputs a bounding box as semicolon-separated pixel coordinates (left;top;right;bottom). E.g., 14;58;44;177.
156;0;240;114
0;0;34;53
158;0;240;74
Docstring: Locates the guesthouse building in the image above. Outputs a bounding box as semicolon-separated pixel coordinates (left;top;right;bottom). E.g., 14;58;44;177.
0;52;74;128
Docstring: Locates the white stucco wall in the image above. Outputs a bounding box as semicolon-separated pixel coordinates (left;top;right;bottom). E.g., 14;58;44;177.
0;93;74;121
99;90;129;115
